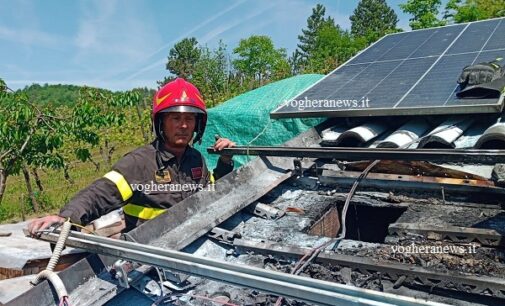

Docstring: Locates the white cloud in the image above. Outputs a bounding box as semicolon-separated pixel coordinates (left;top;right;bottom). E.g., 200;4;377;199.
74;0;161;61
143;0;248;61
0;25;62;47
198;3;276;45
75;23;97;50
74;0;117;50
125;59;165;82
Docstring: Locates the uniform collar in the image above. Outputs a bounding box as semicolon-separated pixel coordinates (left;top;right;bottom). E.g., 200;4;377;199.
153;139;190;163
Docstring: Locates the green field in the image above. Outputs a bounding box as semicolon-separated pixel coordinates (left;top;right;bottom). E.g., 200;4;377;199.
0;144;138;224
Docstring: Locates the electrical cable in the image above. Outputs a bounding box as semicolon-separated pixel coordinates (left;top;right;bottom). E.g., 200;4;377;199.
33;219;72;305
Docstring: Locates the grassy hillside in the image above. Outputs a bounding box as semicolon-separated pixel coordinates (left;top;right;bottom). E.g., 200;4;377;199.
20;84;86;106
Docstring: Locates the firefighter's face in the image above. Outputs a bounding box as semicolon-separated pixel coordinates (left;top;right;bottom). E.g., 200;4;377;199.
162;112;196;147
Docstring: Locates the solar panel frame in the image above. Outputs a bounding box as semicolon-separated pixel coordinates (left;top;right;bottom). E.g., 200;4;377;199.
271;18;505;119
445;19;501;55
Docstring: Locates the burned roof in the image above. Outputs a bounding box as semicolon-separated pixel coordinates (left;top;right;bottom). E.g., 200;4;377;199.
6;118;504;306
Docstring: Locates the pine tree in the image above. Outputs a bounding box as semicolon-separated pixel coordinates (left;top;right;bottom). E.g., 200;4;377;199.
297;4;335;63
350;0;399;43
166;37;201;80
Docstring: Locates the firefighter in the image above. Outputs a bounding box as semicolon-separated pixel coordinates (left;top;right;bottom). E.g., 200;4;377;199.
28;78;235;234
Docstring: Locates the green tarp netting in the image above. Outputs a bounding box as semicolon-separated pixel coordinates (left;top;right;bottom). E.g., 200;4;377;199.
195;74;324;169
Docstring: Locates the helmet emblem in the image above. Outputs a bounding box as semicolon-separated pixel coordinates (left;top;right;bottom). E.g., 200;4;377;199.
180;90;188;102
156;92;172;105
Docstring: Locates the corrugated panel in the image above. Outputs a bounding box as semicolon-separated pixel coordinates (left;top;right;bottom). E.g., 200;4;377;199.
321;113;505;150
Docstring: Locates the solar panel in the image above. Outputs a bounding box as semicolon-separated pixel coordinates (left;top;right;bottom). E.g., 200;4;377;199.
271;18;505;119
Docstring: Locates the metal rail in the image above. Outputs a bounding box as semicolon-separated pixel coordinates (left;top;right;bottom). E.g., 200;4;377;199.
233;239;505;300
207;146;505;165
34;230;442;306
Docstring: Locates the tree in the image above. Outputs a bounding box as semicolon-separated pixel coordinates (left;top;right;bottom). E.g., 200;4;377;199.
296;4;335;65
444;0;505;23
166;37;201;79
400;0;447;29
289;50;304;75
157;76;176;88
0;79;6;92
21;84;82;106
192;41;230;107
66;88;141;170
0;80;65;210
271;54;291;82
304;24;368;74
350;0;400;43
129;88;154;143
294;3;371;74
232;35;290;88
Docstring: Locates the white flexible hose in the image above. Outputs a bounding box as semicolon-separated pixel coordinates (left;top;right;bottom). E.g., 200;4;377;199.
33;270;69;298
33;220;72;302
46;220;72;272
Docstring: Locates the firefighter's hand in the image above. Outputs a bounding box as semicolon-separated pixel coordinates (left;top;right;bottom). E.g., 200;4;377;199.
213;137;235;163
27;215;65;235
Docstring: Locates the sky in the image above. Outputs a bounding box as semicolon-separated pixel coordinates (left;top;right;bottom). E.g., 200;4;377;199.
0;0;417;91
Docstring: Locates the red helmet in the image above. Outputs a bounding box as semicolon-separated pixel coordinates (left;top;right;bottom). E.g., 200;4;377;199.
153;78;207;144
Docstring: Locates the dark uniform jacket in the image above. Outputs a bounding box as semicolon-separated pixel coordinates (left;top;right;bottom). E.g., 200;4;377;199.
59;140;233;231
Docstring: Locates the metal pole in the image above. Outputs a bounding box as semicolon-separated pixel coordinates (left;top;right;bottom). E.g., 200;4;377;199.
32;230;442;306
207;146;505;165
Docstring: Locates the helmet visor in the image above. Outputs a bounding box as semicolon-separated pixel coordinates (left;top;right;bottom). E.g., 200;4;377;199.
159;105;205;114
